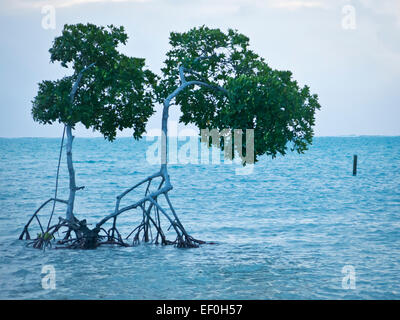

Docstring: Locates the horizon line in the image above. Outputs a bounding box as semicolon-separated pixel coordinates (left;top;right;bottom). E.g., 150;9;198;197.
1;134;400;139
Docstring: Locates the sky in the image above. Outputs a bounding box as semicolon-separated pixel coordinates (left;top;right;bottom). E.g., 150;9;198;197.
0;0;399;138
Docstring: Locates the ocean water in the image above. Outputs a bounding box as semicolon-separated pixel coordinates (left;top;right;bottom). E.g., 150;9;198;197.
0;136;399;300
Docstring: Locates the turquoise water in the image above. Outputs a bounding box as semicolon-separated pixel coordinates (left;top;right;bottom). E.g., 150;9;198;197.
0;136;399;299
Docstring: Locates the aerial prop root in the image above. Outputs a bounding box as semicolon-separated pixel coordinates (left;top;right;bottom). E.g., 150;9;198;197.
19;174;206;250
98;169;206;248
19;198;129;250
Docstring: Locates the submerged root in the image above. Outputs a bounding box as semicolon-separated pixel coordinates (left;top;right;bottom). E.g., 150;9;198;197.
24;216;129;250
110;172;206;248
177;235;206;248
22;209;205;250
20;171;206;250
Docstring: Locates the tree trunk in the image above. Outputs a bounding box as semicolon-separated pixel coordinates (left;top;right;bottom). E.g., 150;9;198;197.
65;125;76;222
64;63;95;222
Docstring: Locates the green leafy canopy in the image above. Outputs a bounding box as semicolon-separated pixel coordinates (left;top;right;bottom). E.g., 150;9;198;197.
158;26;321;161
32;24;320;161
32;23;157;140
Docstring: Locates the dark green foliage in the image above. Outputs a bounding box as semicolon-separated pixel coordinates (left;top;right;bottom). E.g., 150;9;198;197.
32;23;157;140
32;24;320;157
158;26;321;161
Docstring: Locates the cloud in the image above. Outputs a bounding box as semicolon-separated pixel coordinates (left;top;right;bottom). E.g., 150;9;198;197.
359;0;400;26
209;0;329;11
3;0;150;10
267;0;327;10
260;0;400;21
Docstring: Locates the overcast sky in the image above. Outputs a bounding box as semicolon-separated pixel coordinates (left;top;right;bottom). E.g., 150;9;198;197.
0;0;399;137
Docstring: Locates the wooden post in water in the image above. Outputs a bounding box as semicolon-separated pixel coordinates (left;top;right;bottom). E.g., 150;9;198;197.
353;155;357;176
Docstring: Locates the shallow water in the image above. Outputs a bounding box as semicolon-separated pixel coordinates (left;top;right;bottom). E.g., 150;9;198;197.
0;136;399;299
